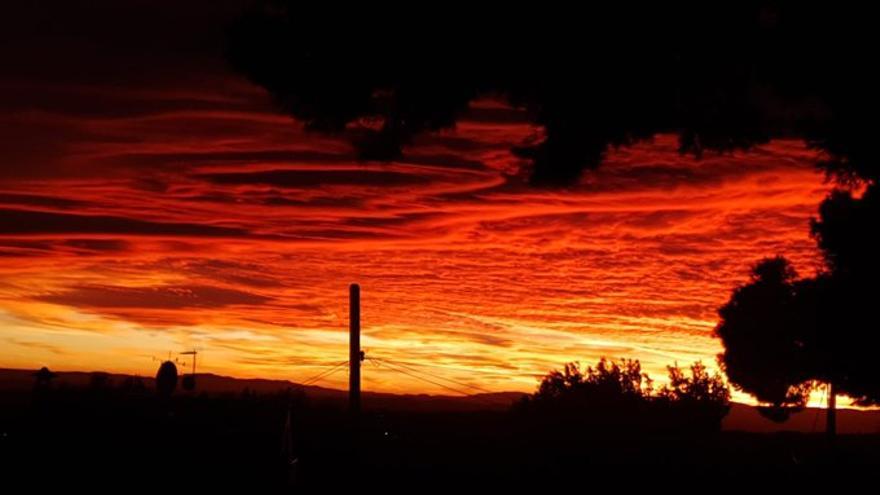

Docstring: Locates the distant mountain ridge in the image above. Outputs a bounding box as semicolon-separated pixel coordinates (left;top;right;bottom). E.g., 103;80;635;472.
0;368;523;412
3;367;879;432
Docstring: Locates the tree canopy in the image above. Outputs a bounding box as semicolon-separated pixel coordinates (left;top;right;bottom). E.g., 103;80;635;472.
809;184;880;405
519;358;729;433
226;3;880;185
715;257;815;415
717;188;880;421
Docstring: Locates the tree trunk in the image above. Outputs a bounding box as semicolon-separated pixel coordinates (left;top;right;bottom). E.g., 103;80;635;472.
826;382;836;440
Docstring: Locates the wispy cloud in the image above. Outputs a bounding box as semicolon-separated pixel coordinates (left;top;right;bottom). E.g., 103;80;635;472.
0;1;832;395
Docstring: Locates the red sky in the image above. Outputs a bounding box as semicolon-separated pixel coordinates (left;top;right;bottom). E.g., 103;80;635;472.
0;2;834;402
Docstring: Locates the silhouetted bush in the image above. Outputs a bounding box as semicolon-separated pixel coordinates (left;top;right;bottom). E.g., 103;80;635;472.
516;358;729;436
657;362;731;432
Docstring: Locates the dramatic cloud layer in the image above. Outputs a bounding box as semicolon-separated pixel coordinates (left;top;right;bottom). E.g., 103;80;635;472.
0;2;834;401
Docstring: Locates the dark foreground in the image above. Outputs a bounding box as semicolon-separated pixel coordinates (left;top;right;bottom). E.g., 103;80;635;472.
2;387;879;492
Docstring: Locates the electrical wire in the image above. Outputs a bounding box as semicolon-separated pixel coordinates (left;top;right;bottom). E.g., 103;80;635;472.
369;358;473;396
299;360;349;387
373;357;496;395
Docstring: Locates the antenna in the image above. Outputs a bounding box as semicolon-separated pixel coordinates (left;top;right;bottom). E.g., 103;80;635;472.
180;349;198;375
180;348;200;392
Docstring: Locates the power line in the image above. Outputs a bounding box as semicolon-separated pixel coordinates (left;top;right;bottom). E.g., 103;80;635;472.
373;357;496;395
299;360;348;387
302;362;347;387
369;358;473;396
369;357;513;407
302;360;347;385
390;357;496;394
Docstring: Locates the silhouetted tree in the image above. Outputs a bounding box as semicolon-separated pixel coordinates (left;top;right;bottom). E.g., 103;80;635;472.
519;358;653;434
534;358;653;402
719;181;880;437
809;183;880;408
519;358;729;435
660;362;729;405
155;361;178;398
716;256;873;438
225;3;879;185
715;257;814;419
658;362;731;431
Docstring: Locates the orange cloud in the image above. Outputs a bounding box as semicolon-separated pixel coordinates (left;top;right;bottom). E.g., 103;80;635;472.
0;105;831;401
0;3;834;401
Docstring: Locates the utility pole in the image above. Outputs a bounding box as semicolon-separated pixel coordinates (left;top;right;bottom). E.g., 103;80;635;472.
349;283;361;416
827;382;837;440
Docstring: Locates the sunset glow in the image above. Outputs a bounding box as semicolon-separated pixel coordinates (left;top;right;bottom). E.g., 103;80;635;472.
10;5;880;487
1;3;843;404
0;73;832;400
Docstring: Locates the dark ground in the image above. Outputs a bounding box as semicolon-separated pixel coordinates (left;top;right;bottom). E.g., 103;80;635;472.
2;384;879;492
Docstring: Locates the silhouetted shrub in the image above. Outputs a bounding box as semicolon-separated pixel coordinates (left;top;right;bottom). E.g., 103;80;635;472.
657;362;731;431
517;358;729;436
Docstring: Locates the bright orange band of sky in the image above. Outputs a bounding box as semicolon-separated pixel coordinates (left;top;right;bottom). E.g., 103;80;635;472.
0;5;836;404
